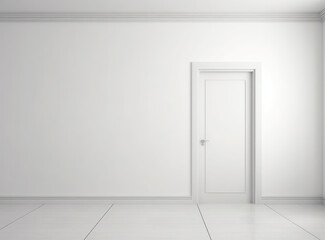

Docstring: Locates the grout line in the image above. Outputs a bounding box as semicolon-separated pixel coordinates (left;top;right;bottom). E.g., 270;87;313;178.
264;204;321;240
197;204;213;240
84;204;114;240
0;203;46;231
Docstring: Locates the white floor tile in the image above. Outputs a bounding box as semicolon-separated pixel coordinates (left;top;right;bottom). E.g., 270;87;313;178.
269;204;325;240
199;204;318;240
0;204;41;229
0;203;324;240
0;204;111;240
87;204;211;240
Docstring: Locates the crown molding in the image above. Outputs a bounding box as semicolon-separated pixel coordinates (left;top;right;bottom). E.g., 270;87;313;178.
321;9;325;21
0;12;322;22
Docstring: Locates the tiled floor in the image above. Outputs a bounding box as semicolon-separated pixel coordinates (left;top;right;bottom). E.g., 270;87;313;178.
0;203;324;240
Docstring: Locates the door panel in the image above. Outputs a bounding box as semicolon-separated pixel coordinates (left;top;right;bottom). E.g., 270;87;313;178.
198;72;252;203
205;80;246;193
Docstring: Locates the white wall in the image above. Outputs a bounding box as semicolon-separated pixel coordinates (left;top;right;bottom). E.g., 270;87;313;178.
0;22;323;199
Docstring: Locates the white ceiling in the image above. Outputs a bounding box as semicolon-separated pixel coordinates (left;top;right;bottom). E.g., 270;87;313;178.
0;0;324;13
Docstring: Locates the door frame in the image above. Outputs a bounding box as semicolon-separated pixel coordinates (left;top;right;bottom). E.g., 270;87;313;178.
191;62;262;203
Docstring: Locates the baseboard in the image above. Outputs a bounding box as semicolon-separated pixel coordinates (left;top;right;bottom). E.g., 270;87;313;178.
261;196;323;204
0;12;322;22
0;196;194;204
1;196;322;204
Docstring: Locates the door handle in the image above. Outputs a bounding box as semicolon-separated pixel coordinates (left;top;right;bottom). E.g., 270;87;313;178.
200;139;209;146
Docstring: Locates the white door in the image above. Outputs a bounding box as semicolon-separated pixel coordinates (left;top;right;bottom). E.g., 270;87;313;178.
197;71;252;203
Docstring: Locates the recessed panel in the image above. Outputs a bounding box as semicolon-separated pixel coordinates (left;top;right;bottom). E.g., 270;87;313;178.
205;80;246;193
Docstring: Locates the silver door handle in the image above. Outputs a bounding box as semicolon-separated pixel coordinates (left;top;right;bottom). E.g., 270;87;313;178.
200;139;209;146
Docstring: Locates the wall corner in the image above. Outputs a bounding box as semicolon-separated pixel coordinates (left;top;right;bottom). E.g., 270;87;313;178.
323;13;325;203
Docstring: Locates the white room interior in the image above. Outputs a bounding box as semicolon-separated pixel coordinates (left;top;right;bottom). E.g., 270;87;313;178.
0;0;325;239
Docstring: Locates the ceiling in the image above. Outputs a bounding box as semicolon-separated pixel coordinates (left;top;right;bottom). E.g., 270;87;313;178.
0;0;324;13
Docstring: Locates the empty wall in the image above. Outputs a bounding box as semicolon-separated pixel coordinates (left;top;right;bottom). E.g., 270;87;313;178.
0;22;323;200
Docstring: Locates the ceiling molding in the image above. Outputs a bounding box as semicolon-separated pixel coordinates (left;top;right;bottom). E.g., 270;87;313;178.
0;12;322;22
321;9;325;21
